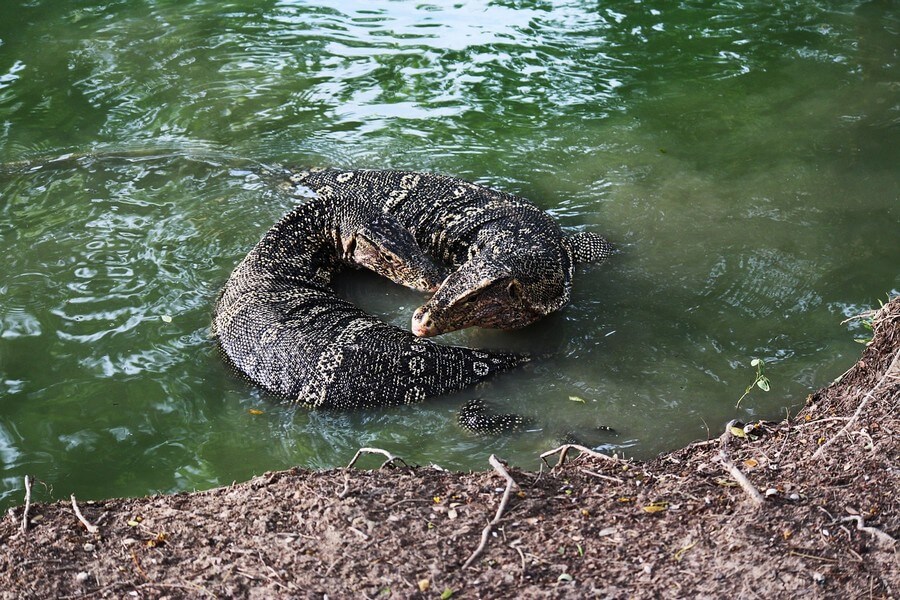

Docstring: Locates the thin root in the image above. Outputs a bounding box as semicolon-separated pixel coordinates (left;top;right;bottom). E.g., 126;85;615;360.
346;447;409;470
812;347;900;460
462;454;518;569
70;494;99;534
21;475;33;534
540;444;619;469
715;421;764;507
840;515;897;548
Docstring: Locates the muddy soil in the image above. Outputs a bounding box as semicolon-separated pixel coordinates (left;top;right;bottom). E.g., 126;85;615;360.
1;299;898;599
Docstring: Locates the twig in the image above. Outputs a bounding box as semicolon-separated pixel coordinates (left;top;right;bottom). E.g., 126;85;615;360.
130;548;148;579
715;421;764;507
324;555;344;577
257;551;291;591
70;494;99;534
346;447;409;470
386;498;430;510
840;515;897;548
700;416;711;441
462;455;518;569
787;550;837;562
511;543;527;581
540;444;619;469
336;473;351;499
579;468;624;484
21;475;33;533
235;569;259;581
794;416;851;429
775;426;791;462
840;311;877;325
812;347;900;460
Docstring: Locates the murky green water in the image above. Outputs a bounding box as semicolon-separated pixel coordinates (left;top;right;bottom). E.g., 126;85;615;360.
1;0;897;509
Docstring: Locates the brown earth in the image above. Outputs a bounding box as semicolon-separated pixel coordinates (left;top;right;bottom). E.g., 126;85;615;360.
1;299;898;599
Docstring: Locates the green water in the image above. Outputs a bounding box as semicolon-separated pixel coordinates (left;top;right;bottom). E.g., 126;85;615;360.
0;0;897;510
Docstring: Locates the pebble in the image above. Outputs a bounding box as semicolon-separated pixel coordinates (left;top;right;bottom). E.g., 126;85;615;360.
82;543;95;552
75;572;89;583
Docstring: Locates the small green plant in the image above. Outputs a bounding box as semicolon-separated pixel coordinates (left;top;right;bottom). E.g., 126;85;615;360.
853;319;874;345
843;295;892;345
735;358;770;408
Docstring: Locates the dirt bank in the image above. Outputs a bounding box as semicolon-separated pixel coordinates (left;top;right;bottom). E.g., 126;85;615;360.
2;299;898;599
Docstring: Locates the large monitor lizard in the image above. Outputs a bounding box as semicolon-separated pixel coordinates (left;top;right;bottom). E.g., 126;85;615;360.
213;167;612;411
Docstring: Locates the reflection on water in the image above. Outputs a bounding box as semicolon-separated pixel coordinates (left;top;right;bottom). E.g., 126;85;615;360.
0;0;897;509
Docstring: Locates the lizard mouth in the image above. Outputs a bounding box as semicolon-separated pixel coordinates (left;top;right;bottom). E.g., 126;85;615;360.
411;307;440;337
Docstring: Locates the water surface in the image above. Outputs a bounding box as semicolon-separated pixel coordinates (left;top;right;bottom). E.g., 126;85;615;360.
0;0;897;509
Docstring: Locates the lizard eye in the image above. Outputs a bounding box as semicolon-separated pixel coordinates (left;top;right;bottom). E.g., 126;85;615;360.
461;293;479;306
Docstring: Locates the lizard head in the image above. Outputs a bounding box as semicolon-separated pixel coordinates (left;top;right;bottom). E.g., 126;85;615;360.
348;213;446;293
411;232;570;337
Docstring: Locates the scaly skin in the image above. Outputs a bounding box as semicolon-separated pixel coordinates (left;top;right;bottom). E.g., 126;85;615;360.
411;227;615;336
213;169;526;408
214;167;611;410
288;168;613;339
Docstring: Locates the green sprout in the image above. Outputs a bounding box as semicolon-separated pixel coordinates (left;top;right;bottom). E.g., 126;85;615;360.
735;358;770;408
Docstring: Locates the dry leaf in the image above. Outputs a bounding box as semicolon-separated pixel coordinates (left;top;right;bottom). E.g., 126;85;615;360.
674;540;697;561
729;426;747;438
642;502;668;513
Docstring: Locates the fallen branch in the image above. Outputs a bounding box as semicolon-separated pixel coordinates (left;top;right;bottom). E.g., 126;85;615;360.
715;421;764;507
21;475;33;534
540;444;619;469
346;447;409;470
462;455;518;569
70;494;99;534
840;515;897;548
812;347;900;460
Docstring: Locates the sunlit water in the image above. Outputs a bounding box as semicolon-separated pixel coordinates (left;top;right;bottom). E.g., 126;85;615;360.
0;0;897;509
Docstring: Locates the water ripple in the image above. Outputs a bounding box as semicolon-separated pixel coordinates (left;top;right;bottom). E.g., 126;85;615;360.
0;0;896;509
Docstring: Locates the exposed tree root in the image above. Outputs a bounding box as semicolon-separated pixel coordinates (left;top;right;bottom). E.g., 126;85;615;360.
70;494;98;534
840;514;897;548
811;347;900;460
715;421;765;507
346;447;409;470
462;454;518;569
20;475;32;534
539;444;620;469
